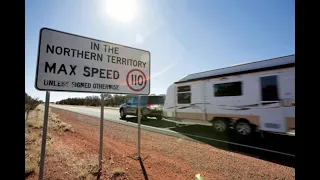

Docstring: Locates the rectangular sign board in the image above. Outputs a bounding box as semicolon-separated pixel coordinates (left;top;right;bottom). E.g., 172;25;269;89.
35;28;151;95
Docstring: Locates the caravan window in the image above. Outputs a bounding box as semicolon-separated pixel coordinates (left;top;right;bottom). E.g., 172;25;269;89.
177;85;191;104
260;75;279;101
177;86;191;92
214;81;242;97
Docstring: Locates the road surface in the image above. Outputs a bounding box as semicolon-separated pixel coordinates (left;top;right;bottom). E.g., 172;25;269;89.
50;104;200;141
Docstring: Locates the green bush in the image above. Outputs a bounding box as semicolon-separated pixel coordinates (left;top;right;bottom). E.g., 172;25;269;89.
25;92;41;111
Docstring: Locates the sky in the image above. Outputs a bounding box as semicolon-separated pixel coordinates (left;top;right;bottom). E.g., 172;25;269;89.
26;0;295;102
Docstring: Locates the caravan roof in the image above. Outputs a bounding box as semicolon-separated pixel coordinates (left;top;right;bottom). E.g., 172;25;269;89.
176;54;295;84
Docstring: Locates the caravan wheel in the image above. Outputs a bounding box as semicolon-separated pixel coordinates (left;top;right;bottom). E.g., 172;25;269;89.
213;119;228;133
235;121;252;136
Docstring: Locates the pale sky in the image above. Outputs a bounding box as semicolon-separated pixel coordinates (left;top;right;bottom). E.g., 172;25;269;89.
26;0;294;102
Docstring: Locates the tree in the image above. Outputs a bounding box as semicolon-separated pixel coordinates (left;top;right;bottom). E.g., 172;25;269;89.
159;94;166;99
113;94;122;106
103;93;112;100
55;94;139;107
25;92;32;104
25;92;41;111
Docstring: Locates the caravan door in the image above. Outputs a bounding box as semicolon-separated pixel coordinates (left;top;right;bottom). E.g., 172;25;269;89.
258;75;286;133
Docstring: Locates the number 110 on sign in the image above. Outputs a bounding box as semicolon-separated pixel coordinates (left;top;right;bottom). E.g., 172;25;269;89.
126;69;147;92
132;74;144;86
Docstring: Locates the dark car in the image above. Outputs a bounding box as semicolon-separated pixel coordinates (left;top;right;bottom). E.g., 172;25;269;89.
119;95;165;120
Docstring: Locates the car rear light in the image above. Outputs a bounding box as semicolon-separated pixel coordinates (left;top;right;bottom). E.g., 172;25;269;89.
147;104;155;109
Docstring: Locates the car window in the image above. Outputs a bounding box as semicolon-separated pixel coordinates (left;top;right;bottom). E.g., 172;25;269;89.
132;97;138;104
127;98;134;104
148;96;165;104
140;96;148;105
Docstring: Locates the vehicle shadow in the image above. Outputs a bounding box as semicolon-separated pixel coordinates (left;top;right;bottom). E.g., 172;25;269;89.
119;116;295;168
169;124;295;168
120;116;178;128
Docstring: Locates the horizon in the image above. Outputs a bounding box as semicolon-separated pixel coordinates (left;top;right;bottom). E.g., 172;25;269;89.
26;0;295;102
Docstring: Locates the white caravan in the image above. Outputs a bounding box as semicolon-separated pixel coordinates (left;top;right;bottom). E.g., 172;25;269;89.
163;55;295;136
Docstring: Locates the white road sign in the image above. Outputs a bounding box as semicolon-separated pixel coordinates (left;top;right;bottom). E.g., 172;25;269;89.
35;28;151;95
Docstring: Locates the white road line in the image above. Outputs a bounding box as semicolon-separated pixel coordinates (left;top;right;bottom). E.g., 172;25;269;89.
51;105;295;157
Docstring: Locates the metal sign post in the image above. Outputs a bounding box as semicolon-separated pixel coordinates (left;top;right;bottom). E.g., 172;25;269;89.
137;95;141;159
98;93;104;178
38;91;50;180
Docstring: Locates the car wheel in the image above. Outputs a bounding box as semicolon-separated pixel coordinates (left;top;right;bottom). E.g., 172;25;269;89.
120;109;126;119
156;116;162;120
213;119;228;133
235;121;252;136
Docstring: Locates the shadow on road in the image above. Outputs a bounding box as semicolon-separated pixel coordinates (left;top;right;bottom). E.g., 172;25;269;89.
169;124;295;168
119;116;295;168
139;157;149;180
121;117;177;128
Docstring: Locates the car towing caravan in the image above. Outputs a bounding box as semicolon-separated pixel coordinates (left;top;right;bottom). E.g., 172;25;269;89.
163;55;295;136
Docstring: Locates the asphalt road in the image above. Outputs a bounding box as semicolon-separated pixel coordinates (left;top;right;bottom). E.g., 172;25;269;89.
50;104;295;167
50;104;197;141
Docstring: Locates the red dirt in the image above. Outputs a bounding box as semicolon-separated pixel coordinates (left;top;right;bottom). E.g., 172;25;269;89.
30;108;294;179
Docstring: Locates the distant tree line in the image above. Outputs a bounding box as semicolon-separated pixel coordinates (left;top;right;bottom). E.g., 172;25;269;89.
25;92;43;111
56;93;166;107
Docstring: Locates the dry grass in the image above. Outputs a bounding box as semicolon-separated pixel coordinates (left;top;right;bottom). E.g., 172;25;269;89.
112;168;124;177
25;162;37;174
25;105;97;179
25;146;40;178
26;120;43;129
48;118;74;132
25;132;38;144
25;108;43;178
58;122;74;132
51;140;99;179
25;105;75;178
